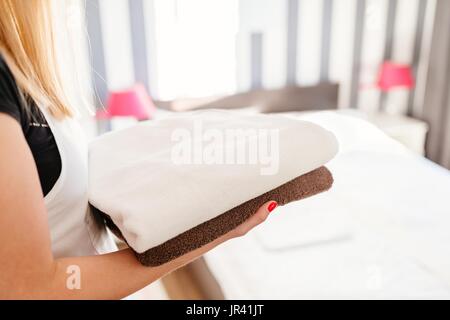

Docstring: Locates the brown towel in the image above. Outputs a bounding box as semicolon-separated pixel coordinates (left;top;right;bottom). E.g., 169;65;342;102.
95;166;333;266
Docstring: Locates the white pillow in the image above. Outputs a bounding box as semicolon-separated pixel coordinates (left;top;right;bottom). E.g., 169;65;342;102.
88;110;338;254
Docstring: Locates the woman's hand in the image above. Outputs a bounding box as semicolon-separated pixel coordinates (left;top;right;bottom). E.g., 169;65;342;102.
159;201;278;272
218;200;278;241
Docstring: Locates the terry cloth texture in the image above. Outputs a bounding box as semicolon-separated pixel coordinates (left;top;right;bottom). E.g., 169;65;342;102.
94;166;333;266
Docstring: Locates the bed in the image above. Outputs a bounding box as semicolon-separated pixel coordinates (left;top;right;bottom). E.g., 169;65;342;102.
183;110;450;299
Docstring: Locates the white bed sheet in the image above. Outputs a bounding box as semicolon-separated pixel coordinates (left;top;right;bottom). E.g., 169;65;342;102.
203;111;450;299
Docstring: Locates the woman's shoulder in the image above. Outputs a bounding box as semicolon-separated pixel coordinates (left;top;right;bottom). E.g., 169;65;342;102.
0;54;24;124
0;54;14;82
0;54;15;80
0;54;7;69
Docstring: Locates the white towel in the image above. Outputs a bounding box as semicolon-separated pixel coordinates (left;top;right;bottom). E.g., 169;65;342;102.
88;110;338;253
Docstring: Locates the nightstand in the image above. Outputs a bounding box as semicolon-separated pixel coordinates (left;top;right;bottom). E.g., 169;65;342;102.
341;110;429;155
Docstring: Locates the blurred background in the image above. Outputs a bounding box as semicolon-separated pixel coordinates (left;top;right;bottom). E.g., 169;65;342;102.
67;0;450;169
60;0;450;299
90;0;425;109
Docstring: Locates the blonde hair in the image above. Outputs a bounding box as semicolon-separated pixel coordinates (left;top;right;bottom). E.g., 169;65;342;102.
0;0;73;118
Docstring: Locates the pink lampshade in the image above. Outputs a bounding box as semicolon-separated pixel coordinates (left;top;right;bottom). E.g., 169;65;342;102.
377;62;414;91
98;83;156;120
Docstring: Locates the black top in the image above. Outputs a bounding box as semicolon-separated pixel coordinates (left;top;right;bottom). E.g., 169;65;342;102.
0;56;61;196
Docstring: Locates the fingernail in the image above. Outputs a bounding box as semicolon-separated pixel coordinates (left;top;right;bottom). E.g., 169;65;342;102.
268;201;278;212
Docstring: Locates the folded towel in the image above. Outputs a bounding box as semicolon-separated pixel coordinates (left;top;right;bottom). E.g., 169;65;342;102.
94;166;333;265
89;110;338;266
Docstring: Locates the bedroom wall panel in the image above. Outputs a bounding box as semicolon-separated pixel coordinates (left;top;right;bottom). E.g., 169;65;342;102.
128;0;151;94
141;0;159;98
422;0;450;169
297;0;323;86
329;0;357;109
85;0;108;106
237;0;287;91
409;0;437;119
386;0;421;115
357;0;389;113
250;33;264;90
378;0;398;111
286;0;299;85
441;78;450;169
98;0;135;90
348;0;366;110
320;0;333;82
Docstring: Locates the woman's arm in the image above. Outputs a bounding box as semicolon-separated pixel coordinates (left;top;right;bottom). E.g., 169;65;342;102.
0;114;276;299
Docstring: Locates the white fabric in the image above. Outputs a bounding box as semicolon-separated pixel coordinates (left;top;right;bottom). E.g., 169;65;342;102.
42;108;117;258
88;110;338;253
203;111;450;299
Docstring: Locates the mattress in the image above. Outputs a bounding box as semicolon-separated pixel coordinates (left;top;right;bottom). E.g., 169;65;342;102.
199;111;450;299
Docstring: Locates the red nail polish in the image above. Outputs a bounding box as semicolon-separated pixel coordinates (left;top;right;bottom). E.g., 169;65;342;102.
268;201;278;212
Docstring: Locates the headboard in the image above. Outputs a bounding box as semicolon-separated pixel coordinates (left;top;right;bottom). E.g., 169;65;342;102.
155;83;339;113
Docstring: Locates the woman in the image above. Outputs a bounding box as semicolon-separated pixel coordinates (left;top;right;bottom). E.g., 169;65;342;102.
0;0;277;299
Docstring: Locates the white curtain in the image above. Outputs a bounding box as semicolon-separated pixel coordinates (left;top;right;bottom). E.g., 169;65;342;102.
152;0;239;100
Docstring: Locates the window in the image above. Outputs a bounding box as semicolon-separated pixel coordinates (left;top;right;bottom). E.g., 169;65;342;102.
153;0;239;100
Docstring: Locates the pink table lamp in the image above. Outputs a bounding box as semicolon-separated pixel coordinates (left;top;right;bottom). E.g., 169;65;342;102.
97;83;156;120
377;61;414;91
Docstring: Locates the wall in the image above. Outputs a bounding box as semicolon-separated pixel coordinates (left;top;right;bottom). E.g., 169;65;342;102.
86;0;436;114
421;0;450;169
